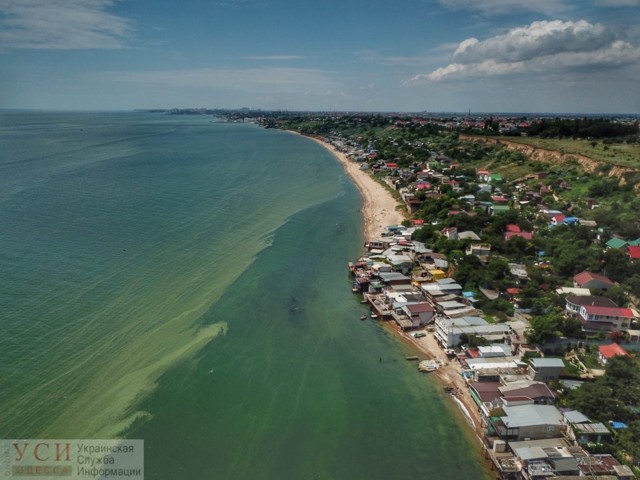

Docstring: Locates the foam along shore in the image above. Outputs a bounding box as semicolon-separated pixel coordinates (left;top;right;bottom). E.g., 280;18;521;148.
305;136;406;240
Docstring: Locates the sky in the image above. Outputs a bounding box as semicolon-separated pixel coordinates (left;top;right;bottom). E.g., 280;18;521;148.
1;0;639;113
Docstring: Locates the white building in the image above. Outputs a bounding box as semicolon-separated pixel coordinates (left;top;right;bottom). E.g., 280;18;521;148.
434;316;511;348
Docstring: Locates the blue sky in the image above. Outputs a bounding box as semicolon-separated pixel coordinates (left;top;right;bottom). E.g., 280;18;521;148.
1;0;639;113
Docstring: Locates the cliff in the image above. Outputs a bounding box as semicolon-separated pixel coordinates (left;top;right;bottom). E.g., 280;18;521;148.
460;134;638;187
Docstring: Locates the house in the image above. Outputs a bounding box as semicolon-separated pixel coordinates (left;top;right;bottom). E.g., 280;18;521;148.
528;358;565;382
490;404;565;441
598;343;627;365
504;229;533;241
469;381;503;408
434;316;510;348
627;245;640;260
420;278;463;301
573;271;615;291
499;381;557;405
565;295;617;317
377;272;412;288
466;243;491;262
404;194;424;213
416;269;446;282
579;219;598;229
578;454;634;478
385;253;414;274
577;305;635;331
509;263;528;280
562;216;579;226
477;183;492;194
551;214;566;225
563;411;613;445
391;302;435;330
606;237;628;249
490;205;511;216
477;169;491;182
364;239;393;251
477;344;511;358
441;227;458;240
457;230;481;241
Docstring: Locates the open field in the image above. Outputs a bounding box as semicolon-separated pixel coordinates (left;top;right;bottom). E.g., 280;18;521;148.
494;136;640;168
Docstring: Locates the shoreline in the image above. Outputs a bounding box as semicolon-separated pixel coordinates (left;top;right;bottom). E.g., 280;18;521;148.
301;133;406;240
304;132;491;473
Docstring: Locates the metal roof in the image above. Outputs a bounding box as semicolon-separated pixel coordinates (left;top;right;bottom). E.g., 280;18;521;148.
502;404;564;428
530;358;565;368
562;410;590;424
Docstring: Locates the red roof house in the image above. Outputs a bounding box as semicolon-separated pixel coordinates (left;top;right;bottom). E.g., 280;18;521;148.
573;271;615;291
627;245;640;260
505;231;533;241
578;305;635;331
598;343;627;365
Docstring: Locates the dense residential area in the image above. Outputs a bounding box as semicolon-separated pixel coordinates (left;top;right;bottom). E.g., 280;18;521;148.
244;111;640;480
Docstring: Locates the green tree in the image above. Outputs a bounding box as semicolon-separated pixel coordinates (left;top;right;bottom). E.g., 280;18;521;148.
526;314;562;344
560;316;584;338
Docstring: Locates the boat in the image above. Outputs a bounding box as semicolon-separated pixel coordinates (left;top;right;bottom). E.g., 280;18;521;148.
359;314;367;321
370;312;378;319
405;356;419;361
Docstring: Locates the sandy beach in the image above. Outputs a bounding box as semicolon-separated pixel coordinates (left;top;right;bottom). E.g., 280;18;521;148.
307;133;485;437
306;136;406;240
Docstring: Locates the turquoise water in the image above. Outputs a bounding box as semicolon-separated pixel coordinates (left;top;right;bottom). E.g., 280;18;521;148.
0;112;490;479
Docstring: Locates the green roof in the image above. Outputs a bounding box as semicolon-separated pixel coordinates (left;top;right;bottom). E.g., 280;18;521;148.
607;237;628;249
628;237;640;247
490;173;503;182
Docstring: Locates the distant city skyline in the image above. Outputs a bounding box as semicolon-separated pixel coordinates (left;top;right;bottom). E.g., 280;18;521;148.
1;0;639;113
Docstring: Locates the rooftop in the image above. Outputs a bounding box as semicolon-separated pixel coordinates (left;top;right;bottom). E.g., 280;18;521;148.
530;358;565;369
502;404;564;428
598;343;627;359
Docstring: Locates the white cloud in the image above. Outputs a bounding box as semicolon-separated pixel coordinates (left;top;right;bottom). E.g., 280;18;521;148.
437;0;572;15
453;20;613;63
0;0;133;49
406;19;640;83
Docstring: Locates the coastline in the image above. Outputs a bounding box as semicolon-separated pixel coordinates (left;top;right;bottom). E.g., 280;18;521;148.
302;134;406;240
305;132;489;462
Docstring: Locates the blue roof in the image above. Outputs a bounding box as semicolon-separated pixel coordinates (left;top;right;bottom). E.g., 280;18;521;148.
610;421;628;429
563;217;579;224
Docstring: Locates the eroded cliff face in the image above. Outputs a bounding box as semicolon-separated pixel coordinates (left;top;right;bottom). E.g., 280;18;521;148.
460;135;638;187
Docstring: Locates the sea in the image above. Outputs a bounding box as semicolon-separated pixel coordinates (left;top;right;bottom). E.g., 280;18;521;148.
0;111;490;479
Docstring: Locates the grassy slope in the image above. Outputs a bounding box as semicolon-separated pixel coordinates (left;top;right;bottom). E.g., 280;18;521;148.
495;136;640;168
